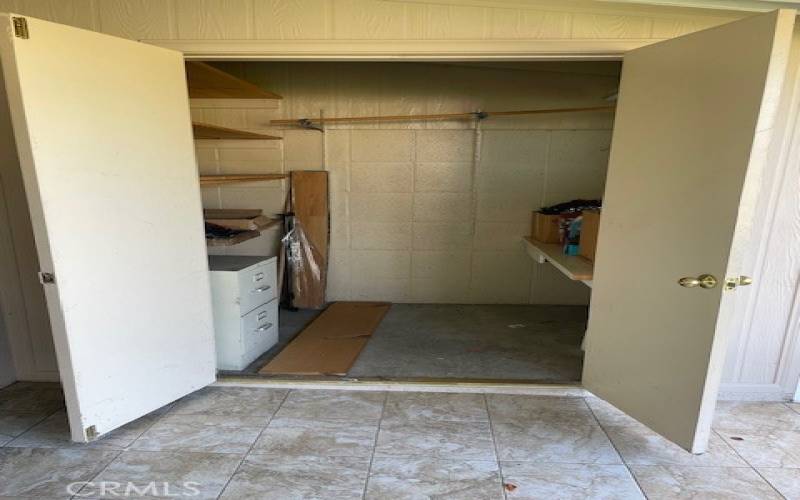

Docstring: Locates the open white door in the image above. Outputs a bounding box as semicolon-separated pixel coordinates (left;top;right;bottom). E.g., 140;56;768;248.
0;14;216;442
584;10;796;453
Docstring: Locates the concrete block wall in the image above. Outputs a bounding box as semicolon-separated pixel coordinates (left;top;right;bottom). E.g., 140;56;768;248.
195;62;617;305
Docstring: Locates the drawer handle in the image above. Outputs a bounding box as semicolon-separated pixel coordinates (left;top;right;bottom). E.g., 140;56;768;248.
252;285;271;293
255;322;273;332
257;311;268;321
253;272;265;282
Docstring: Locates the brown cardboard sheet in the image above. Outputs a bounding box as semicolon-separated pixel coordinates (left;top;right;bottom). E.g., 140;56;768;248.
260;302;391;375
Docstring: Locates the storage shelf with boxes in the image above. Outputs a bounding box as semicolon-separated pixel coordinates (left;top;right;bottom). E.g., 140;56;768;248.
526;200;601;287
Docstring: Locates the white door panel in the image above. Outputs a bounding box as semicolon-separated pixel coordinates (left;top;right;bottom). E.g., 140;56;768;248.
0;14;216;441
584;10;796;453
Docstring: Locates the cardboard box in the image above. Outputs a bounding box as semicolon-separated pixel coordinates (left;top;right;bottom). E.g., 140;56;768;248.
531;212;562;243
580;210;601;261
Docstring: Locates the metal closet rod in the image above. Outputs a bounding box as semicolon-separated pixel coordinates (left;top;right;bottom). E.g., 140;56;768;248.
270;105;616;127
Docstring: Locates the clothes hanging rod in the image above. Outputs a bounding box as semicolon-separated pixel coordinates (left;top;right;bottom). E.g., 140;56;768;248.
270;105;615;127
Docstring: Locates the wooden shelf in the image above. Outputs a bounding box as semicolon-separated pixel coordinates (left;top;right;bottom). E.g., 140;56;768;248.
186;61;282;99
522;236;594;286
192;122;281;141
200;174;288;187
207;230;261;247
206;217;281;247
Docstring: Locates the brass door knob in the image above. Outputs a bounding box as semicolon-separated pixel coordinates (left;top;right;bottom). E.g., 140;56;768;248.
678;274;718;289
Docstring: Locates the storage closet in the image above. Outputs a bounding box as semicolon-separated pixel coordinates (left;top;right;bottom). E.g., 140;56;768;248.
191;60;621;381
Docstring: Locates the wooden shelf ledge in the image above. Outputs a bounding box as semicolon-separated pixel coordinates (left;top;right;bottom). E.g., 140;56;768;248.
186;61;282;99
522;236;594;287
192;122;281;140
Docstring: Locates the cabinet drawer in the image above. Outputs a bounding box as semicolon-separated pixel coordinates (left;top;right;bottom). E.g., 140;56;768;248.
241;299;278;365
238;261;277;315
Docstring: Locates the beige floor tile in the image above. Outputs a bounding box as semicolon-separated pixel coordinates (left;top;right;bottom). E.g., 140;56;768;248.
383;392;488;423
630;465;782;499
719;429;800;467
276;390;385;421
492;420;621;464
0;383;65;414
90;450;241;500
604;425;746;466
757;467;800;499
366;457;503;499
714;402;800;432
375;419;496;460
251;416;378;457
584;397;640;427
130;414;267;454
219;455;369;500
0;448;118;498
501;462;644;499
487;395;594;424
7;409;164;450
170;387;287;417
0;411;52;438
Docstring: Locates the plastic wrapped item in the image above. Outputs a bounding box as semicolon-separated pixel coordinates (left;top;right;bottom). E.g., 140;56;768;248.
282;219;326;309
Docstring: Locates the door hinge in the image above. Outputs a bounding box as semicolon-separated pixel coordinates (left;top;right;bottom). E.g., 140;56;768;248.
38;271;55;284
85;425;98;441
12;17;29;39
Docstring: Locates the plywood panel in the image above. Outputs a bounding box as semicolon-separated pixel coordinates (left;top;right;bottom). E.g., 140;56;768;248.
291;170;330;263
254;0;330;39
16;0;95;30
97;0;173;39
176;0;252;39
489;8;571;39
572;13;653;39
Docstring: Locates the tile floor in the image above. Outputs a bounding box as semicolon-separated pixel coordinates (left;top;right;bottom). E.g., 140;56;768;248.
1;382;799;499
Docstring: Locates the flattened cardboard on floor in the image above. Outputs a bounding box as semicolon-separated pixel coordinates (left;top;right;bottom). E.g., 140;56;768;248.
260;302;391;376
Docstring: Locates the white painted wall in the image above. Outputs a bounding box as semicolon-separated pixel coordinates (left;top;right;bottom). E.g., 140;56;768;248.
196;61;616;304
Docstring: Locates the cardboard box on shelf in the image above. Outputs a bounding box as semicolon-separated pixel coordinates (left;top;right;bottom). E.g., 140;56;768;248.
580;210;601;261
531;212;562;243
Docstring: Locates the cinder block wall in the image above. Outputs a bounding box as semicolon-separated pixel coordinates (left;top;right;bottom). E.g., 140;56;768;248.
196;62;617;305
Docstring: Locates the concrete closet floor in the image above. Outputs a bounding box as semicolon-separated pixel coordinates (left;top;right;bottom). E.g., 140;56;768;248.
1;382;799;498
247;304;587;382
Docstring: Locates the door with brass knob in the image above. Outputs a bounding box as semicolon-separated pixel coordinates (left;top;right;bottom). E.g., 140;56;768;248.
581;10;794;456
678;274;718;289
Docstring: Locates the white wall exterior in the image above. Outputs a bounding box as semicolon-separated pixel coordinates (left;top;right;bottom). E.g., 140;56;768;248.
0;0;796;399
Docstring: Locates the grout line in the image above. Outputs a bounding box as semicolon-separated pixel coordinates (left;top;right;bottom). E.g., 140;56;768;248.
214;388;292;499
2;405;61;448
582;398;650;500
483;393;509;500
360;391;389;500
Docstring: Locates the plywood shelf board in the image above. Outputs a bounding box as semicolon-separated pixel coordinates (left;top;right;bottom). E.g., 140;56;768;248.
523;236;594;283
192;122;281;140
186;61;282;100
206;229;261;247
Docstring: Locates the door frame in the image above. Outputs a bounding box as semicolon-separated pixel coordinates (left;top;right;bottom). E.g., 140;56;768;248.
153;29;800;400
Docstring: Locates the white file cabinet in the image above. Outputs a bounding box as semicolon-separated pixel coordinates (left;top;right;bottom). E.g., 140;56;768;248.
209;255;279;371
